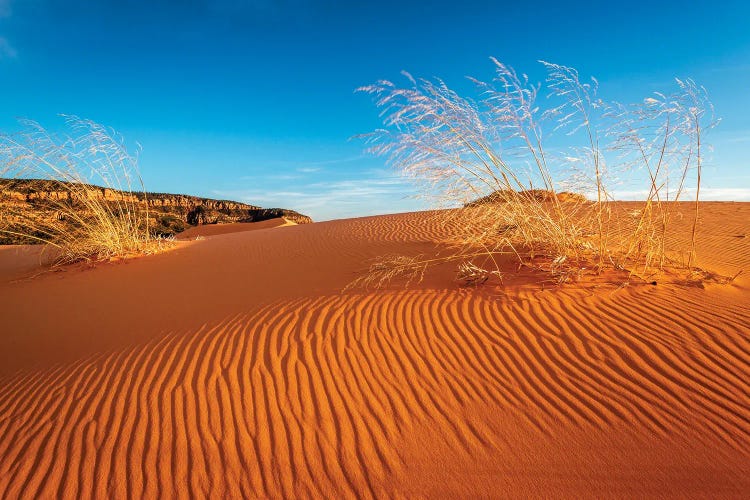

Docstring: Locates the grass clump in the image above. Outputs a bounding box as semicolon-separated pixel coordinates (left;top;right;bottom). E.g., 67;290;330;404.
0;116;168;264
356;59;718;286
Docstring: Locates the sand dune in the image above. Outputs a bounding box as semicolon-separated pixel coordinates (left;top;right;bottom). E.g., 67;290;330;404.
175;218;290;240
0;203;749;498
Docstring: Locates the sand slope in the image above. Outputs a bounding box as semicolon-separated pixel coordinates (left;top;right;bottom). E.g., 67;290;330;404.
0;203;749;498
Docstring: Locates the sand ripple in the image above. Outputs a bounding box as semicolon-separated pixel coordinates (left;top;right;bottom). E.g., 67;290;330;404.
1;284;749;497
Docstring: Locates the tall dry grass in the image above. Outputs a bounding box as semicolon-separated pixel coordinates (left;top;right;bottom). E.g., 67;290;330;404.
356;59;717;286
0;116;167;264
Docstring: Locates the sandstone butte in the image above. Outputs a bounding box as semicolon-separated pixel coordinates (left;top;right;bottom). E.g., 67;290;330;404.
0;178;312;244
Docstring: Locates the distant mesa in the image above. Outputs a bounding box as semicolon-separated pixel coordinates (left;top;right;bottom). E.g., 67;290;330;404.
465;189;588;207
0;178;312;244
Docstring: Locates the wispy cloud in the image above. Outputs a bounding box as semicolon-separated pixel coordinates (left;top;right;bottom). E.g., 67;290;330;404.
714;131;750;145
0;36;16;59
696;187;750;201
264;155;365;172
704;63;750;74
238;154;365;174
301;155;365;168
212;174;425;220
610;187;750;201
0;0;11;18
0;1;16;59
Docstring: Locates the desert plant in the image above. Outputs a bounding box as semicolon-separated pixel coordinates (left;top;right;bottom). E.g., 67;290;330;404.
0;116;167;264
356;59;717;286
456;261;502;286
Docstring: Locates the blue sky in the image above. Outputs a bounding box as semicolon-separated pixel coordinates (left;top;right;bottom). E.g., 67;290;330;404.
0;0;748;220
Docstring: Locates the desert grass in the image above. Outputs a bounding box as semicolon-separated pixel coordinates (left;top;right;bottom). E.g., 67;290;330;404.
356;59;718;286
0;116;168;264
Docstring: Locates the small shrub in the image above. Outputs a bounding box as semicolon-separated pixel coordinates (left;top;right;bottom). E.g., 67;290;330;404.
357;59;717;286
154;214;187;237
0;116;167;264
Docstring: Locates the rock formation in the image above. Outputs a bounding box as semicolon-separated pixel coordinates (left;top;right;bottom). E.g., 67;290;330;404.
0;179;312;244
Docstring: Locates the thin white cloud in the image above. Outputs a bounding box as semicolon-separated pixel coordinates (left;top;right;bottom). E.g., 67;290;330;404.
212;175;424;220
716;132;750;145
0;0;15;57
705;63;750;74
239;154;365;175
0;37;17;59
0;0;11;18
610;187;750;201
303;155;365;167
697;187;750;200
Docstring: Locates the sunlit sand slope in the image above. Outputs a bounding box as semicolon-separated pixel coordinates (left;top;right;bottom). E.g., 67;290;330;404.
0;203;748;498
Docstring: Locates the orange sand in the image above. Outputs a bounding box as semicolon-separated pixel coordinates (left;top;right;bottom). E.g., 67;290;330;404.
0;203;748;498
175;218;289;240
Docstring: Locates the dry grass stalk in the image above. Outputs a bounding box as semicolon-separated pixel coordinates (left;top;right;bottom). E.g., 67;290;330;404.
0;116;168;264
345;255;429;290
456;261;502;286
356;59;718;287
